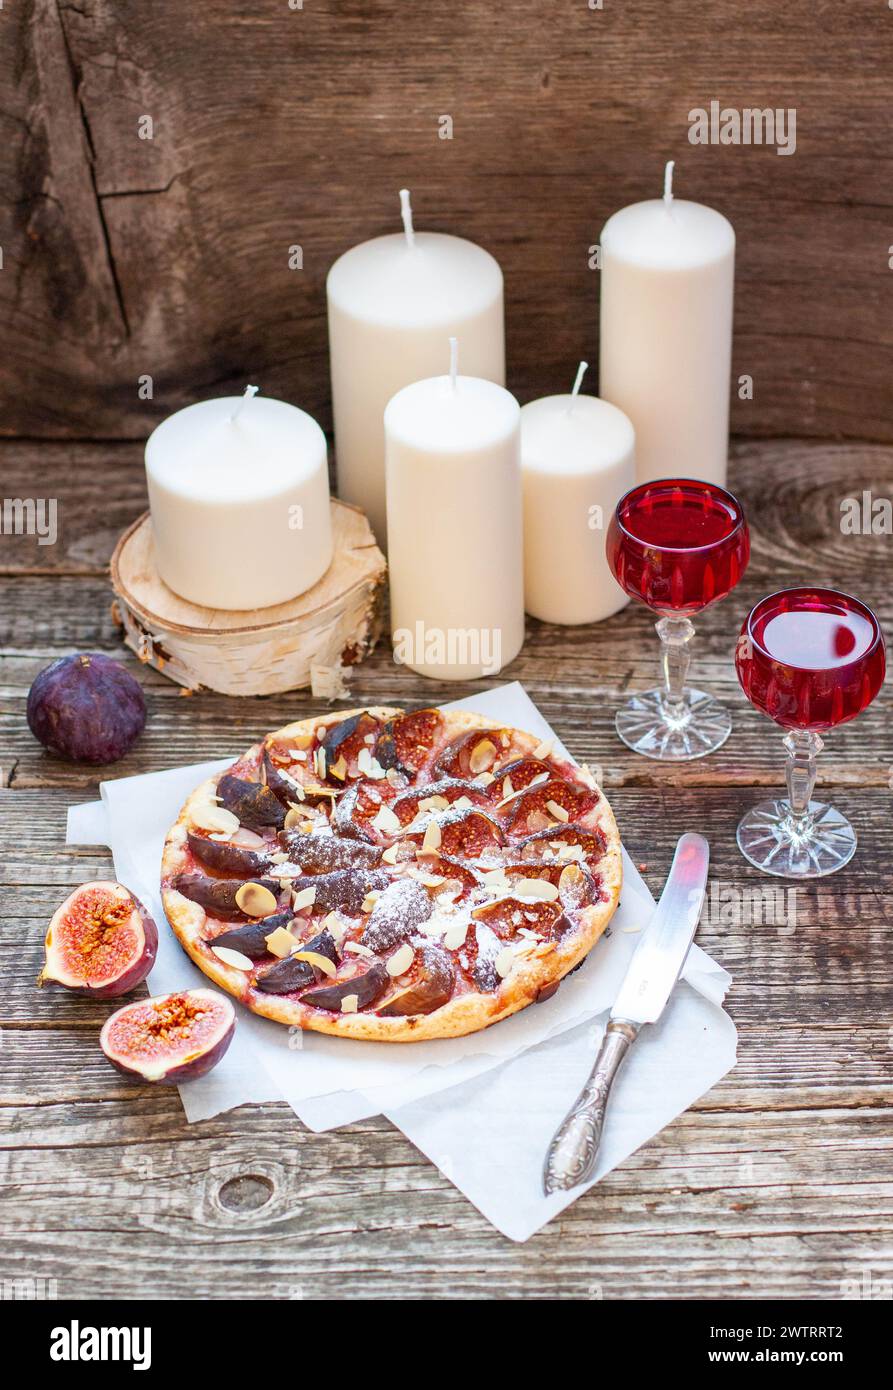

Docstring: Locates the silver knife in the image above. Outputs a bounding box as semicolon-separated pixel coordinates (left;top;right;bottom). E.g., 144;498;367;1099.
542;832;709;1195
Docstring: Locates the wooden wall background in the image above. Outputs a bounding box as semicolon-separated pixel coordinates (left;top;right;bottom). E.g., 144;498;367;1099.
1;0;892;443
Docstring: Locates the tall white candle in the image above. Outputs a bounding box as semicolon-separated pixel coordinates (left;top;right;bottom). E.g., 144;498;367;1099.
385;340;524;680
521;363;636;625
327;190;504;545
599;162;735;486
145;390;333;611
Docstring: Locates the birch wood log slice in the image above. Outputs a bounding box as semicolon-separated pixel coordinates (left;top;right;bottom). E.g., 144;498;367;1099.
109;501;386;697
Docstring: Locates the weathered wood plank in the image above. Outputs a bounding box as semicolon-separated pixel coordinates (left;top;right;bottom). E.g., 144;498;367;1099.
3;4;893;439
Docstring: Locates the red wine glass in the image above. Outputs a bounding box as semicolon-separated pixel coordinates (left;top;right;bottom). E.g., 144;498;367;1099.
735;587;886;876
606;478;750;759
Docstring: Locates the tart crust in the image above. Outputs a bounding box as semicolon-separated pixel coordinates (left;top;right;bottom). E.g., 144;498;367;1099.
161;706;622;1042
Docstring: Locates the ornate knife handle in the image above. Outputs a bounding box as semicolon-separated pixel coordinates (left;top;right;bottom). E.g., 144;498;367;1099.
542;1019;640;1194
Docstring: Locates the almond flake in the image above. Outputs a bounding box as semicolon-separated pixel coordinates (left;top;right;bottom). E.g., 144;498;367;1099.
452;796;474;811
469;738;497;774
533;737;554;760
288;784;307;803
386;943;415;976
344;940;375;958
514;878;560;903
292;950;336;976
288;748;308;761
357;747;372;774
269;850;289;864
381;844;401;865
501;776;515;799
372;804;401;835
442;920;469;950
211;945;254;971
322;911;346;944
421;820;442;854
408;868;446;888
291;885;317;911
192;805;240;836
265;926;300;958
316;726;327;740
363;733;375;744
545;799;570;822
472;770;496;787
283;807;304;831
419;794;450;812
329;755;348;782
361;891;381;912
235;882;279;917
340;994;359;1013
495;946;517;979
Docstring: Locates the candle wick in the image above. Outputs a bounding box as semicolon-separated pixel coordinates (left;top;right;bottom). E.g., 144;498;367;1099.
448;336;459;392
399;188;416;250
567;360;588;415
230;384;259;424
663;159;675;210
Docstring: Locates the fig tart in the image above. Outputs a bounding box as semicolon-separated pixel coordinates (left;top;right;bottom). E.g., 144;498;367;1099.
161;706;622;1042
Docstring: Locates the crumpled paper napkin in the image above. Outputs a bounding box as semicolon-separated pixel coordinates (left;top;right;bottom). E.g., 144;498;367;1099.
67;682;736;1239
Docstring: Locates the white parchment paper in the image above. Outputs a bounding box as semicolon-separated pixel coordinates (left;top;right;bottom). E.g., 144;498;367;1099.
67;682;737;1239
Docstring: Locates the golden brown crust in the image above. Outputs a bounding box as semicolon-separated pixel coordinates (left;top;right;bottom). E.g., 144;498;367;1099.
161;705;622;1042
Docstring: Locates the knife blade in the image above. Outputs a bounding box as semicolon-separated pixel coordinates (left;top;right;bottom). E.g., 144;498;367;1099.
542;832;709;1194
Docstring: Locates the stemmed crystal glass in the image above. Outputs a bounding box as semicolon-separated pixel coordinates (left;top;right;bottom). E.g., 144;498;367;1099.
606;478;750;760
735;587;886;877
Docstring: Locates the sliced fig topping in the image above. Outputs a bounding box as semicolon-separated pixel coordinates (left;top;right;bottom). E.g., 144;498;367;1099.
374;707;443;775
438;855;481;899
206;910;295;960
320;711;382;775
407;806;505;858
470;921;502;992
187;831;271;878
360;878;433;952
517;823;607;864
170;874;281;921
498;861;598;910
391;777;490;827
100;988;235;1084
486;758;554;804
278;828;381;873
332;780;389;843
254;928;339;995
262;748;307;807
434;727;513;777
290;867;391;915
506;778;598;835
471;895;564;938
218;774;286;831
301;960;389;1012
379;944;455;1016
39;880;157;998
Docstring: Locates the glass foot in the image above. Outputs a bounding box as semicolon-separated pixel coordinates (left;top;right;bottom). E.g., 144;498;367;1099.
614;687;732;761
737;798;857;878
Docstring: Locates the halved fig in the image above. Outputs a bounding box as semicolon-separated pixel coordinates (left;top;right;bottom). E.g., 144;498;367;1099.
187;831;271;878
407;806;505;858
391;777;490;827
361;878;433;952
470;921;501;992
486;757;554;804
279;828;381;873
517;823;607;864
320;711;382;776
506;778;598;834
301;960;389;1012
379;944;455;1016
438;855;481;899
290;867;391;915
39;880;157;998
205;910;295;960
254;928;339;995
169;874;281;921
332;780;387;843
434;727;513;777
100;988;235;1084
471;895;563;937
374;707;443;775
218;774;286;831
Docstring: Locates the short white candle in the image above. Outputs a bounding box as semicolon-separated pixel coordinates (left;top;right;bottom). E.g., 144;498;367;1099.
145;390;333;611
599;162;735;487
385;340;524;680
328;190;504;545
521;363;636;625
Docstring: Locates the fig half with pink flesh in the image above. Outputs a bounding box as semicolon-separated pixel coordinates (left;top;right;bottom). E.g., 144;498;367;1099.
379;944;455;1016
100;988;235;1084
39;880;157;998
187;831;271;878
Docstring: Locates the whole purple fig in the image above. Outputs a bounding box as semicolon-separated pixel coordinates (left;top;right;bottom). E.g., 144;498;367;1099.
27;652;146;765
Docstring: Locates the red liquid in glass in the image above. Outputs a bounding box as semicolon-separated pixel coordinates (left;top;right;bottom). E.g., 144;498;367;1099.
736;588;886;730
607;479;750;613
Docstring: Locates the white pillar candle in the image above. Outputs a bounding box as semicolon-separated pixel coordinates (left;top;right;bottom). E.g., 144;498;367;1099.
145;389;333;611
328;190;505;545
521;363;636;625
385;339;524;680
599;162;735;487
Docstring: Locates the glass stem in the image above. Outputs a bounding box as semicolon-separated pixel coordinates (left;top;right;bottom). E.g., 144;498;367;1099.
782;728;823;833
655;614;695;718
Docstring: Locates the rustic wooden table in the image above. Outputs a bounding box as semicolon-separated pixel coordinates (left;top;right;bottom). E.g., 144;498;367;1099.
1;439;890;1300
